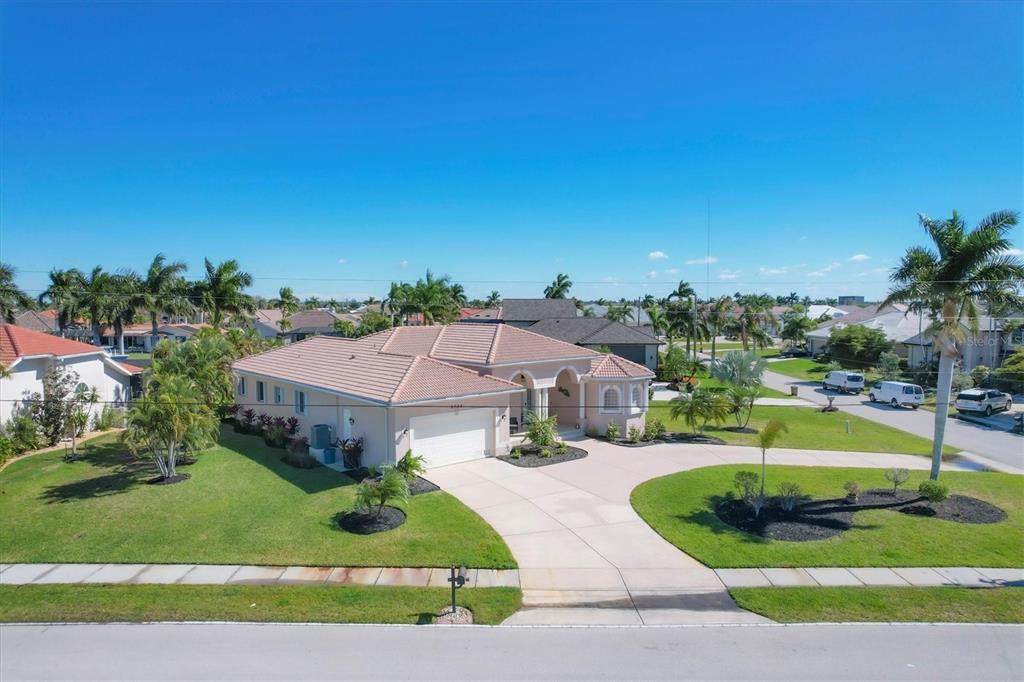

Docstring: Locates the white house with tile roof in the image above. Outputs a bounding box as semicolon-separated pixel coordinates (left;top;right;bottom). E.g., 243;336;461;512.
231;324;654;469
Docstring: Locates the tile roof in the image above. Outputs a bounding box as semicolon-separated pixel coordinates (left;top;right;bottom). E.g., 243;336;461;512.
588;353;656;379
466;298;581;322
364;324;598;365
0;324;105;365
526;318;659;345
231;336;523;404
14;310;59;333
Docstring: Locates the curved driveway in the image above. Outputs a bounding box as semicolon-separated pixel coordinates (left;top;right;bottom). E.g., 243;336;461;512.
427;437;967;625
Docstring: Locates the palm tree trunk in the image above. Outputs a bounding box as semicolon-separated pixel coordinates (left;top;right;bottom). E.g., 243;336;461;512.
930;350;956;480
711;329;717;362
91;321;102;346
151;313;160;351
115;318;125;355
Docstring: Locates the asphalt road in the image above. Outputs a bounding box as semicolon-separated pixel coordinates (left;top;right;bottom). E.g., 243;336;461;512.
2;622;1021;680
761;369;1024;472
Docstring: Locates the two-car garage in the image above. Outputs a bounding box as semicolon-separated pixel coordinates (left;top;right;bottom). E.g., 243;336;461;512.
408;408;496;469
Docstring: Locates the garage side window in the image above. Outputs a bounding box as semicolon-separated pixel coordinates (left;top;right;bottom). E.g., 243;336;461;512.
601;386;621;413
295;390;306;415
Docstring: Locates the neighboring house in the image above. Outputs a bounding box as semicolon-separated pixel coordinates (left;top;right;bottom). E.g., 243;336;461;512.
525;318;661;369
0;325;142;425
13;310;60;334
806;304;849;321
279;310;359;343
581;303;652;326
463;298;579;327
804;305;908;357
251;309;284;339
231;324;654;469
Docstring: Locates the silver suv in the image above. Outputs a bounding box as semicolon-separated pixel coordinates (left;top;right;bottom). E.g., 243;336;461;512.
954;389;1013;417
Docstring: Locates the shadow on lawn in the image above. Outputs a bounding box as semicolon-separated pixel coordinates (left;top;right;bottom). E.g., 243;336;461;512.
219;427;355;495
40;442;151;503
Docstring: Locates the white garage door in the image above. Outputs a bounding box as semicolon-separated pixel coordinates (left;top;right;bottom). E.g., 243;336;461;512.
409;409;494;468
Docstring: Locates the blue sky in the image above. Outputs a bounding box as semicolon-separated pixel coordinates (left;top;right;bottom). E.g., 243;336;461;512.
1;1;1021;303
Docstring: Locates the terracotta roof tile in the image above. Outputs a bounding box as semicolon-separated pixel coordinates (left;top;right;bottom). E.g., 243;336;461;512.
362;324;596;365
0;324;104;365
588;353;656;379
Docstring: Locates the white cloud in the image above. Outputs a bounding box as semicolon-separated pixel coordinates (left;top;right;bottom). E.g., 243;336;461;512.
759;267;787;276
848;254;870;262
648;250;668;260
719;269;740;280
663;267;679;276
646;271;658;279
399;259;409;268
1003;247;1024;257
807;262;841;277
685;256;718;265
337;258;348;265
859;267;888;276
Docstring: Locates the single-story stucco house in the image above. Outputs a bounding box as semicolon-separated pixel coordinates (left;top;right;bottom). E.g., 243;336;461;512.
0;324;142;425
231;323;654;469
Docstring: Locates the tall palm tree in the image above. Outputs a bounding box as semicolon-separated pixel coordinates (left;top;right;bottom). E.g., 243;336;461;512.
449;283;468;308
384;281;412;326
605;300;634;324
198;259;255;329
106;271;141;354
38;268;85;336
303;296;322;310
0;263;33;323
484;290;501;308
140;254;190;349
544;273;572;299
77;266;113;345
645;305;670;343
705;296;734;362
730;293;774;350
882;210;1024;480
269;287;301;317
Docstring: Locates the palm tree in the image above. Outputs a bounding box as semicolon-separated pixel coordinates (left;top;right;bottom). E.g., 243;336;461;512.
605;300;634;324
140;254;190;349
485;290;501;308
38;268;85;336
303;296;322;310
449;283;468;308
106;271;141;355
77;266;113;345
756;419;789;499
198;259;255;329
645;305;670;343
705;296;734;361
882;210;1024;480
384;281;412;326
729;293;774;350
544;273;572;299
269;287;301;317
0;263;33;323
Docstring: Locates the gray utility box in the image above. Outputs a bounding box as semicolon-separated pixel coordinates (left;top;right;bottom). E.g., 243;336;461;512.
311;424;334;450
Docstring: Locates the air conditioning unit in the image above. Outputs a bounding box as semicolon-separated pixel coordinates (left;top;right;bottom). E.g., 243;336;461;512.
310;424;334;450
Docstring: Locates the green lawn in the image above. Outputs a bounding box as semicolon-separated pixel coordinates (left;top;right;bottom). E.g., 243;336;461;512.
0;428;515;568
648;403;958;456
731;587;1023;623
0;584;521;625
631;465;1023;568
687;376;794;399
127;352;152;360
768;358;879;384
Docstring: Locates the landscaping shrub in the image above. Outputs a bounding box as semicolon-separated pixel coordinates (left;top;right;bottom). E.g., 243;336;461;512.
822;360;842;373
970;365;991;388
843;481;861;501
885;467;911;494
524;412;557;447
288;435;309;454
605;421;620;440
734;471;759;503
4;413;41;454
0;436;13;467
951;368;974;392
264;424;287;448
285;417;300;435
875;351;902;381
555;440;568;455
539;447;552;458
628;426;642;443
827;325;893;367
396;450;426;481
240;409;256;430
92;405;124;431
341;437;364;469
353;466;409;519
777;481;803;512
256;413;272;431
510;446;522;459
918;480;950;504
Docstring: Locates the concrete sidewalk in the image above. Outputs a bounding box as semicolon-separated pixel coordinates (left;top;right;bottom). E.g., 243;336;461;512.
716;566;1024;588
0;563;520;588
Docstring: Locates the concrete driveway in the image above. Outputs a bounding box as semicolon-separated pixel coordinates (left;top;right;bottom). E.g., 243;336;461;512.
427;437;953;625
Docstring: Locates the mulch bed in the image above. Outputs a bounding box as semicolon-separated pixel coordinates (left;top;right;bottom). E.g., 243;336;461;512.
498;443;588;467
602;433;727;447
280;452;322;469
175;456;197;467
715;488;1006;542
146;473;191;486
336;506;407;535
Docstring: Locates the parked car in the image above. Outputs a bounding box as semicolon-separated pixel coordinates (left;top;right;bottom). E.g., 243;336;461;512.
822;370;865;394
955;389;1013;416
868;381;924;409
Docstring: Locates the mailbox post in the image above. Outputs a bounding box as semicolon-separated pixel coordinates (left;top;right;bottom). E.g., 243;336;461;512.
447;565;469;615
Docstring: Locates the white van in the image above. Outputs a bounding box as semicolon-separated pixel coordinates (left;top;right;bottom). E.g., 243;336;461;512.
868;381;924;409
822;370;865;394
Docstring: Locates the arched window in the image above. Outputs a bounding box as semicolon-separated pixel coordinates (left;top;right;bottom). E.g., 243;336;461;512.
601;386;621;413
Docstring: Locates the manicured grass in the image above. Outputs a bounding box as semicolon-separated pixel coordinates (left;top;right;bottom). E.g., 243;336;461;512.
0;428;516;568
689;376;794;399
126;352;152;360
631;465;1023;568
731;587;1024;623
648;403;958;456
0;584;521;625
768;358;879;384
